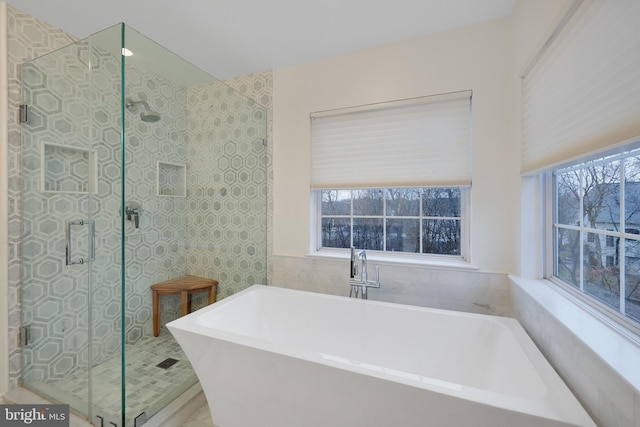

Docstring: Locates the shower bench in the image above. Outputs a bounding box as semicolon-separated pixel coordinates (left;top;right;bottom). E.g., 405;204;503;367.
151;275;218;337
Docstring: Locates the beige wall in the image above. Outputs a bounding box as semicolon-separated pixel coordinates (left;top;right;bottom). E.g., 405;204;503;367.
273;17;516;273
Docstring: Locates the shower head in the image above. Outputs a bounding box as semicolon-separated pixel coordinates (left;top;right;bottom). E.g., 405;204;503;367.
140;109;161;123
125;99;161;123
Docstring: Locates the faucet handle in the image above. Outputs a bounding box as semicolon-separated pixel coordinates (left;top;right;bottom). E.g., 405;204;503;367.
125;202;141;229
350;247;356;278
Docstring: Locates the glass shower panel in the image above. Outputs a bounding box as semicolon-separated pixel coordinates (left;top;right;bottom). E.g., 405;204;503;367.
120;24;267;426
21;25;124;426
86;24;125;427
121;27;197;424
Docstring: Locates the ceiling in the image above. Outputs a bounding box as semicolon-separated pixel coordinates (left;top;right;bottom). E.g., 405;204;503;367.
6;0;516;80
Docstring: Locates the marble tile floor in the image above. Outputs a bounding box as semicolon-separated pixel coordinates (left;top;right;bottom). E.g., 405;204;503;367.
181;403;214;427
2;387;96;427
25;331;198;426
4;386;214;427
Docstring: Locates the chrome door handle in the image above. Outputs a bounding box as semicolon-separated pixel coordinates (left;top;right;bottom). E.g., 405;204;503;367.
65;219;95;265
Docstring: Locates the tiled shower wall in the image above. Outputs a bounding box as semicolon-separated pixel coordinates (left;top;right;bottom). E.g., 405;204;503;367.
7;5;275;390
222;72;273;285
184;81;267;299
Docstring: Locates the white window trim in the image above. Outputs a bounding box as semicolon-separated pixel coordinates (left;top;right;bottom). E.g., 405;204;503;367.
308;188;474;270
543;157;640;340
545;274;640;345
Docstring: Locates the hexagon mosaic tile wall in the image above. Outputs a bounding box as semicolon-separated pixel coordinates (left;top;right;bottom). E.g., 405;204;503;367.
185;82;267;299
6;4;79;391
13;17;272;389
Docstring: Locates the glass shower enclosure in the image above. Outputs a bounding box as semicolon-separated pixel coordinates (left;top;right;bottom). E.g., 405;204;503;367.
19;24;267;426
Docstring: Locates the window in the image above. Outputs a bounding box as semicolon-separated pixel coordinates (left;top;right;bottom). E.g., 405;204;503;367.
553;147;640;323
524;0;640;332
310;91;472;262
318;187;467;258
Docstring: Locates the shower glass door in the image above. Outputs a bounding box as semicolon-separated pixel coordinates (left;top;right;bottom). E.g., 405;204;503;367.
21;25;124;426
21;21;268;427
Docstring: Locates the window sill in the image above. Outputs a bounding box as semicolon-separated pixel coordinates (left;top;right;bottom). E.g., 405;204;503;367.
510;275;640;392
306;249;479;271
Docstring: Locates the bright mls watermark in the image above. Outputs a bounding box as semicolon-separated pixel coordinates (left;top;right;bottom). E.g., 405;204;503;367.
0;404;69;427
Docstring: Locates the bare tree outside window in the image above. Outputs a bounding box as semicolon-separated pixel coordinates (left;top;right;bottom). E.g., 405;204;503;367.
386;188;420;252
320;187;463;256
556;169;581;287
321;190;351;248
423;188;461;255
624;154;640;321
554;149;640;323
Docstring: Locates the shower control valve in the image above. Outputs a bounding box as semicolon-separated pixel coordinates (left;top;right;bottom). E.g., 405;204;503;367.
125;202;141;229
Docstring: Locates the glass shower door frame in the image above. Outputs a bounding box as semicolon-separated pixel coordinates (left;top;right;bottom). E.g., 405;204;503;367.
19;25;125;427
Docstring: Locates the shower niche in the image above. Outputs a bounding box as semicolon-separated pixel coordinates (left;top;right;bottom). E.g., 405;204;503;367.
41;142;97;193
157;161;186;196
20;23;267;427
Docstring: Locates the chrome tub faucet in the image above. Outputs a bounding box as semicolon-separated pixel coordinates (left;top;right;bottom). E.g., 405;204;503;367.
349;247;380;299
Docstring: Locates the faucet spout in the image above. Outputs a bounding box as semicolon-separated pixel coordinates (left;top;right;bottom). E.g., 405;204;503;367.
348;247;380;299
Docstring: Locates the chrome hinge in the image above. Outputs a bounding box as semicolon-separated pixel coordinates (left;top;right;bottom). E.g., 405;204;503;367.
20;325;30;346
19;104;28;123
262;138;267;146
134;412;147;427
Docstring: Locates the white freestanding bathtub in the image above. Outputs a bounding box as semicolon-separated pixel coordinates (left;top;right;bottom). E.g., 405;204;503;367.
167;285;596;427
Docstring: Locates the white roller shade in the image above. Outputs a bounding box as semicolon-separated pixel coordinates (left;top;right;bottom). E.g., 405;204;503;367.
310;91;472;189
522;0;640;174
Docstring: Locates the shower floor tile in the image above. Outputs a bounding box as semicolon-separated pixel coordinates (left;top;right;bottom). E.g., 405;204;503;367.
29;332;197;426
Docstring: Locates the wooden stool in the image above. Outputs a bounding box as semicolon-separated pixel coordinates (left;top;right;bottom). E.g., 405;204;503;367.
151;275;218;337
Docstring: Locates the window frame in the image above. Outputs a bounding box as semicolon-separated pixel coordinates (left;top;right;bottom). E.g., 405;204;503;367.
311;186;470;263
546;146;640;335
